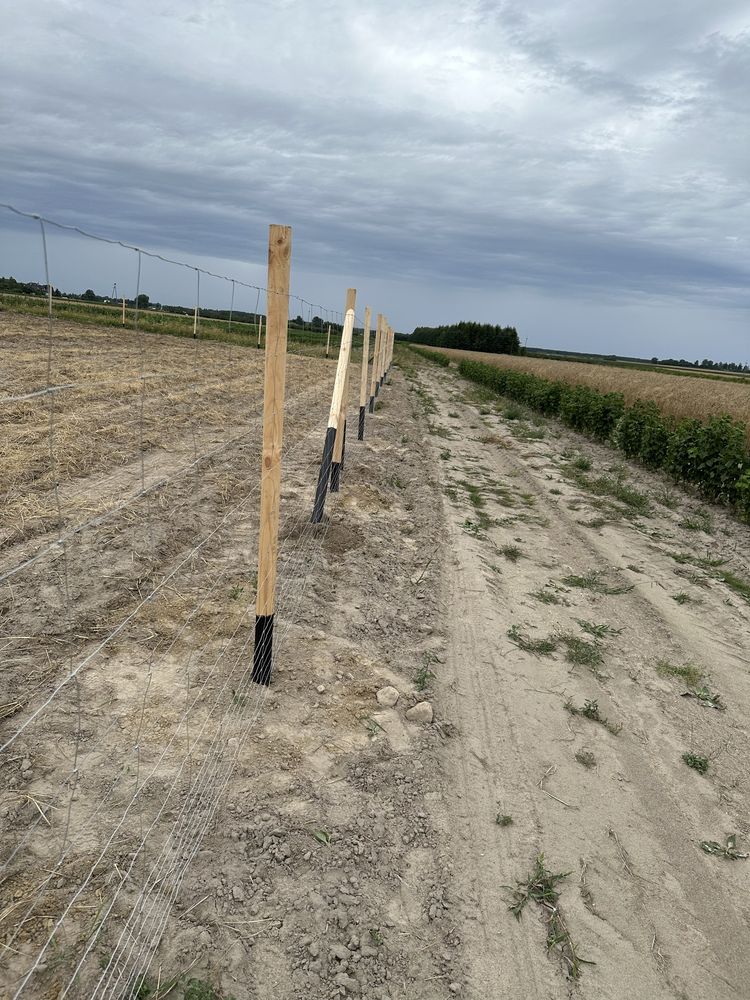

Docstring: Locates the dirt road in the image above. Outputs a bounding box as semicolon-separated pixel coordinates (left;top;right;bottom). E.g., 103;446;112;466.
421;358;750;1000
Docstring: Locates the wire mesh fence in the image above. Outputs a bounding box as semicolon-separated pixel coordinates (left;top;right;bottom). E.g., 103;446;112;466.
0;207;389;998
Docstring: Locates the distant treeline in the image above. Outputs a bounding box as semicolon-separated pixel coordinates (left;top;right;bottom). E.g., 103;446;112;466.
410;322;521;355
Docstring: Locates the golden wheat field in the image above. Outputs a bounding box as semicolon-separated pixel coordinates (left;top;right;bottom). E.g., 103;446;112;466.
435;347;750;442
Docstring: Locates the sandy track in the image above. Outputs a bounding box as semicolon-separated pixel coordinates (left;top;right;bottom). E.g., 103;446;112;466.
420;360;750;999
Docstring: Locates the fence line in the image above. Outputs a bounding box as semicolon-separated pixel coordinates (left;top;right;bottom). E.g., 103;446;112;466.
0;208;399;999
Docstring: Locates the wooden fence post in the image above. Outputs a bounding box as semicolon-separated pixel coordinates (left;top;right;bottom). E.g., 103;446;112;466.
257;314;263;349
375;318;386;398
369;314;382;413
358;306;371;440
122;297;126;326
330;288;356;492
311;306;356;522
251;224;292;686
326;323;331;359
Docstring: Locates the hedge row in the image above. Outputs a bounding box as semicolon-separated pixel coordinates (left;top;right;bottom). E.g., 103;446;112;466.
458;358;750;519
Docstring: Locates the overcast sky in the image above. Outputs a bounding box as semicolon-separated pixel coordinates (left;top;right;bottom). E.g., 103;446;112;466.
1;1;749;359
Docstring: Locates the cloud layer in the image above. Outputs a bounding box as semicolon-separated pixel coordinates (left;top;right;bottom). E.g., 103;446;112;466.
1;1;749;355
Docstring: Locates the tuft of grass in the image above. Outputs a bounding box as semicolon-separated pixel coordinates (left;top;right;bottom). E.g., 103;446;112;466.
228;584;244;600
565;698;621;735
572;455;592;471
672;592;692;605
682;752;709;775
654;487;678;508
461;480;485;508
679;511;713;533
530;587;562;605
700;835;748;860
561;570;633;596
575;749;597;769
499;544;523;562
496;813;514;827
440;448;451;460
558;634;604;671
655;660;703;688
504;403;525;421
718;571;750;603
507;625;557;655
549;487;563;495
506;855;593;979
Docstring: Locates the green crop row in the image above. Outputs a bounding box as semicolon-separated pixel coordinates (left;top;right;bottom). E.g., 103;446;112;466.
408;346;451;367
458;358;750;519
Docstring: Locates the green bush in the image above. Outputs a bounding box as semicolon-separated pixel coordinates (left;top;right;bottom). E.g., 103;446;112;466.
459;358;750;519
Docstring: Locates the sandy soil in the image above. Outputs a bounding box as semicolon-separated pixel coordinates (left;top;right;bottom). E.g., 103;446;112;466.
3;325;750;1000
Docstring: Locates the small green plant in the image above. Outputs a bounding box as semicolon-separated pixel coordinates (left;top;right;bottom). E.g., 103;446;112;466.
682;752;709;775
550;487;563;495
183;980;235;1000
575;749;597;769
499;544;523;562
506;855;592;979
496;813;514;826
440;448;451;460
369;928;385;946
565;698;621;735
312;829;331;845
655;659;703;688
228;584;244;600
504;403;524;421
682;686;725;710
507;625;557;655
231;690;248;707
700;835;748;860
415;652;437;691
576;620;622;640
389;474;405;489
572;455;592;471
672;592;692;605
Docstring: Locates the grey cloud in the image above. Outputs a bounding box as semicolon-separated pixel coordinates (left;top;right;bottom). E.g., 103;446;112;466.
1;0;749;357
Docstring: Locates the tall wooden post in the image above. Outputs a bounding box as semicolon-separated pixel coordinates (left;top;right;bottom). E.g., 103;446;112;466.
375;318;385;398
122;297;126;326
380;325;388;388
311;307;355;522
251;225;292;686
330;288;356;492
257;314;263;349
326;324;331;359
369;314;382;413
358;306;371;440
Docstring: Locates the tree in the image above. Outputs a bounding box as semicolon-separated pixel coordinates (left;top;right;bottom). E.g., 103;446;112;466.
136;293;150;309
82;288;96;301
